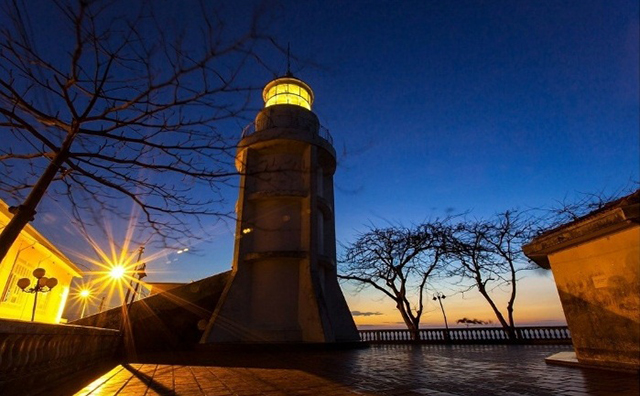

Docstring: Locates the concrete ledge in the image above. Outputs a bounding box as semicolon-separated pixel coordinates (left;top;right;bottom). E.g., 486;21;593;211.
0;319;121;395
0;317;120;335
546;351;640;374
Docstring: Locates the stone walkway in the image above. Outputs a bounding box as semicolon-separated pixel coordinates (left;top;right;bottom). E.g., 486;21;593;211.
70;345;639;396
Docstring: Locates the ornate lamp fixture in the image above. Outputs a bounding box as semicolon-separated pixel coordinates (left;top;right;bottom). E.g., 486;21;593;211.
17;268;58;321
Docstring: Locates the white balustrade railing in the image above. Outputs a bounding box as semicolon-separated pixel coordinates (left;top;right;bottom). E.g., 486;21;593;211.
359;326;571;344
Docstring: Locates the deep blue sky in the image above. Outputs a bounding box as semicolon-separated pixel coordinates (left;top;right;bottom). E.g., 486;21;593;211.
7;1;638;304
163;0;638;282
276;0;638;264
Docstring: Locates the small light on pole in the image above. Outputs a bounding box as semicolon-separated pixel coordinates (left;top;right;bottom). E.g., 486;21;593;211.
433;292;450;342
17;268;58;322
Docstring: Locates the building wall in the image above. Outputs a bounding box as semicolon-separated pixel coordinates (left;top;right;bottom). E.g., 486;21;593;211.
0;209;80;323
548;226;640;369
72;271;231;353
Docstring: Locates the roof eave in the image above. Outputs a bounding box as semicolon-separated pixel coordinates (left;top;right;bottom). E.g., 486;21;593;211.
523;203;640;269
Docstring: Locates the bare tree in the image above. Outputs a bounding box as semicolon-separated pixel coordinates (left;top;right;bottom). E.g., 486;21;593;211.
446;211;536;340
0;0;279;263
537;184;639;233
339;222;450;338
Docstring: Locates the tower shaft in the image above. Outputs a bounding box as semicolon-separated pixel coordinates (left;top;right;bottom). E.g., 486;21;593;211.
202;77;358;343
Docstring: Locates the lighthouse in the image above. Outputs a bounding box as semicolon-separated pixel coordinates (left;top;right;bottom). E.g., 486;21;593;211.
201;74;359;343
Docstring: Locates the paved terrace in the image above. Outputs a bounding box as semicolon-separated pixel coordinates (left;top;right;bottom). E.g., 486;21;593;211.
61;345;639;396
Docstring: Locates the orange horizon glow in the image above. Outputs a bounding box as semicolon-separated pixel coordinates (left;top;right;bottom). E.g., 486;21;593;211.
344;274;567;329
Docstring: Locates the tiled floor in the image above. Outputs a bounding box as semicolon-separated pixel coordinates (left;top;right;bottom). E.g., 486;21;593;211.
71;345;639;396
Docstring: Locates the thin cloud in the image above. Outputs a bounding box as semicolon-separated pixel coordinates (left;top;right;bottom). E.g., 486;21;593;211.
351;311;383;317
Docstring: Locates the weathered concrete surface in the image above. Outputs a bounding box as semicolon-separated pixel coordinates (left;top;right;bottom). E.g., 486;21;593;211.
63;345;640;396
72;271;230;353
0;318;120;396
524;190;640;372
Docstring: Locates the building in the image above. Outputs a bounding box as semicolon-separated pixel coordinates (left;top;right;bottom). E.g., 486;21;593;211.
0;199;82;323
202;74;359;343
523;190;639;371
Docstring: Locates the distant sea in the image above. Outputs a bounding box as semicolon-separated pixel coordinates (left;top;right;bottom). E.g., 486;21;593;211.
357;319;568;330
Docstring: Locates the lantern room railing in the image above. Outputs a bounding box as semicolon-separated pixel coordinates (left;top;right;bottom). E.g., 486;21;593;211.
241;122;333;146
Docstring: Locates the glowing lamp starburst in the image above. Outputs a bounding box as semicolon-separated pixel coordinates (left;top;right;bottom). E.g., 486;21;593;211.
109;265;126;279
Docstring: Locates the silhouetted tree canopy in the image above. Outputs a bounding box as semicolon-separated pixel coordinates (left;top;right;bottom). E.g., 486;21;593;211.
537;184;639;234
446;210;536;339
339;221;451;336
0;0;280;262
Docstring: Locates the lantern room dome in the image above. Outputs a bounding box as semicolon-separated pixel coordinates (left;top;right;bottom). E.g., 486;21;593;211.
262;76;314;111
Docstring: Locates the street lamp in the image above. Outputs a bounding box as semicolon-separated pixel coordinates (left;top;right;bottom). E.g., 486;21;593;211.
17;268;58;322
433;292;450;342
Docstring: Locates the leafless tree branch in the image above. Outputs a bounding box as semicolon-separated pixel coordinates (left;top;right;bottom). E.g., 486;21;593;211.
0;0;280;262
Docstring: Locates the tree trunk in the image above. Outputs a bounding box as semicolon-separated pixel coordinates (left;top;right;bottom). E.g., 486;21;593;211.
508;268;517;329
406;321;420;342
396;302;420;341
0;132;76;264
478;286;516;341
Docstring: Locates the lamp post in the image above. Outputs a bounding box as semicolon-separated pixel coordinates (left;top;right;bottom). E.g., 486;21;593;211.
433;292;450;342
119;246;146;359
123;246;144;306
127;262;147;309
17;268;58;321
98;296;106;313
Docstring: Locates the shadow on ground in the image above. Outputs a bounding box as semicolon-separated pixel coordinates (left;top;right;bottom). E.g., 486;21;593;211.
57;345;640;396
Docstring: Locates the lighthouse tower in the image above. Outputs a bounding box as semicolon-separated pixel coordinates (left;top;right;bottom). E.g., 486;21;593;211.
202;74;359;343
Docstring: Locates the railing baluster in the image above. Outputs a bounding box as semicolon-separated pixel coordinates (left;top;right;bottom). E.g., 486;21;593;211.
0;319;121;393
357;326;571;345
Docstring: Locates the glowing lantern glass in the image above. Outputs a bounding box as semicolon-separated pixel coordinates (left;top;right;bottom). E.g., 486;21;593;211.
263;77;314;110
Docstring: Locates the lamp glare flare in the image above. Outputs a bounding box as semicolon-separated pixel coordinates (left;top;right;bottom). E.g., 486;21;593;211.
61;208;177;310
109;265;126;279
